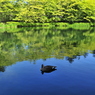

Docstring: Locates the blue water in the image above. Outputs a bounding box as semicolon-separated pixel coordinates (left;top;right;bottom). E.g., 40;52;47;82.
0;53;95;95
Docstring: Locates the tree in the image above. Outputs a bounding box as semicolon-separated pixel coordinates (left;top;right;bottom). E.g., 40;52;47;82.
0;0;16;22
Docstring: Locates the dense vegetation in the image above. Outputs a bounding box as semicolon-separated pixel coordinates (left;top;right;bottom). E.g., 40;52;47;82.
0;27;95;66
0;0;95;23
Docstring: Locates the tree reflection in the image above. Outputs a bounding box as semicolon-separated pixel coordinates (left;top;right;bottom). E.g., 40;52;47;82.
0;66;5;72
65;55;79;63
83;53;88;58
92;50;95;57
0;27;95;66
66;57;74;63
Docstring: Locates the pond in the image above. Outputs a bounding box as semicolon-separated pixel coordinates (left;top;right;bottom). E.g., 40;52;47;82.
0;27;95;95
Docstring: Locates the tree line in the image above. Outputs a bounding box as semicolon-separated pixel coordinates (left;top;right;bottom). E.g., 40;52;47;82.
0;0;95;23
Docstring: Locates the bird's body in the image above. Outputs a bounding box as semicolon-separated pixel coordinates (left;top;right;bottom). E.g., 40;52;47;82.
40;64;57;74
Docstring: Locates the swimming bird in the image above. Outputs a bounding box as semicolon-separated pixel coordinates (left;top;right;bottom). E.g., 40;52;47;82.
40;64;57;74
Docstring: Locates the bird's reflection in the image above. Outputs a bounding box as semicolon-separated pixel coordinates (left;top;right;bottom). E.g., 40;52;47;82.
40;64;57;74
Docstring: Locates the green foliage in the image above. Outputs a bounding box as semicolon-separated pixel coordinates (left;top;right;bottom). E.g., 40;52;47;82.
0;22;18;32
0;22;91;32
0;0;16;22
0;0;95;23
0;26;95;66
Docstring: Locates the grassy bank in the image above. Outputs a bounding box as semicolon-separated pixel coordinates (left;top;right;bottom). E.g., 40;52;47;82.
0;22;18;33
0;22;92;33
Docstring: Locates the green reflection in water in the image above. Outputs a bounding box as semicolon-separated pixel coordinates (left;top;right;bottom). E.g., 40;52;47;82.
0;27;95;66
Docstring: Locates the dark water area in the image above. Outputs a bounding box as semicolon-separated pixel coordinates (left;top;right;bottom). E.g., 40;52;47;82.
0;27;95;95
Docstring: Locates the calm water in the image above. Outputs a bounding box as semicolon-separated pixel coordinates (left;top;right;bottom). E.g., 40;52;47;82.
0;27;95;95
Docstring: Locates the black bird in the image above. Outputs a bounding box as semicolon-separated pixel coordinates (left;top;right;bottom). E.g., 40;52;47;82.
40;64;57;74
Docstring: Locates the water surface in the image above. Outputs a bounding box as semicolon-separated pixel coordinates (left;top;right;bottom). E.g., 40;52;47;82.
0;27;95;95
